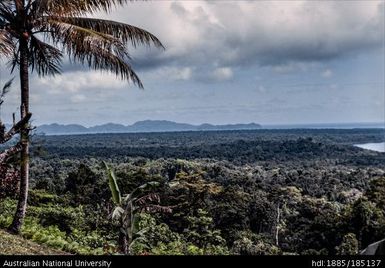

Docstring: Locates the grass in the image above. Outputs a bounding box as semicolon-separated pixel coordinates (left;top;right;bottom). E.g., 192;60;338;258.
0;229;67;255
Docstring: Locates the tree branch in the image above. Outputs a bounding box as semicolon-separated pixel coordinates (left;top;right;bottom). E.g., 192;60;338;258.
0;143;22;163
0;112;32;144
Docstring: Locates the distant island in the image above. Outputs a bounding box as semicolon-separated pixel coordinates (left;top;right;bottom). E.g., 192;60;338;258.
34;120;262;135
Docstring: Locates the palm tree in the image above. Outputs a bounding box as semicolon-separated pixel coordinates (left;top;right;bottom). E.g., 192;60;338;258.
0;0;163;234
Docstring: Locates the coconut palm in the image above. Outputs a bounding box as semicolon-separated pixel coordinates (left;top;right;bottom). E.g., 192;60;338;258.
0;0;163;234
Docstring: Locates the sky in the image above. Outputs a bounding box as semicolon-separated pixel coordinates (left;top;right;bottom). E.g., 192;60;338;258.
0;0;384;127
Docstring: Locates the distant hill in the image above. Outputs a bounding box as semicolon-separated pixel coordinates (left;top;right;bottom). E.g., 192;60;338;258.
88;123;128;133
129;120;195;132
34;120;262;135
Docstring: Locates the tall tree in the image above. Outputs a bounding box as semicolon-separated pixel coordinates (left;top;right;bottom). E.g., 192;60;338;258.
0;0;163;234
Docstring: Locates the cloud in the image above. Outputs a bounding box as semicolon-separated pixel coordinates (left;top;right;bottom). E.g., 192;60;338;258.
37;71;128;94
104;0;383;73
321;69;333;78
272;62;317;74
1;1;383;126
145;66;193;81
210;67;233;81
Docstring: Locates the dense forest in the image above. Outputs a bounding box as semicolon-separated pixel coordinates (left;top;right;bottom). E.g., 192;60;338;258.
1;129;385;255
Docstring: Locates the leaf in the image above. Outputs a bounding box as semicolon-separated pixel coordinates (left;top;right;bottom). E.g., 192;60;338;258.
119;227;127;236
0;29;13;56
46;19;144;87
123;193;131;203
112;206;124;221
103;161;121;205
134;227;150;237
35;0;137;16
50;17;164;49
138;181;161;189
168;181;180;188
0;78;13;106
131;214;141;235
131;181;161;198
128;236;150;251
29;36;62;76
2;78;13;94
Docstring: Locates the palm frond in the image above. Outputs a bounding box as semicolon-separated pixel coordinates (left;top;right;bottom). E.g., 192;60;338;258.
29;35;63;76
0;0;14;14
0;2;17;57
47;19;128;54
0;30;14;57
1;0;162;87
35;0;137;16
47;20;143;86
0;78;13;106
50;17;164;48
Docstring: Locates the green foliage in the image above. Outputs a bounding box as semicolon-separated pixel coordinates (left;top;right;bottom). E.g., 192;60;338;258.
130;213;229;255
36;205;86;234
0;229;65;255
348;198;385;248
301;248;329;255
65;164;105;205
2;129;385;255
184;209;227;248
232;234;280;255
28;189;59;206
104;162;171;254
336;233;359;255
104;161;121;205
366;177;385;210
130;213;182;254
0;198;108;255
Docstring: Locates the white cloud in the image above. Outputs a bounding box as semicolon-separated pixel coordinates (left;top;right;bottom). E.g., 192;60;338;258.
105;0;383;70
321;69;333;78
210;67;233;81
272;62;317;74
1;1;383;126
37;71;127;94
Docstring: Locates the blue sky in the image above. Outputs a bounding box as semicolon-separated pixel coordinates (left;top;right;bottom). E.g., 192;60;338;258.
0;0;384;127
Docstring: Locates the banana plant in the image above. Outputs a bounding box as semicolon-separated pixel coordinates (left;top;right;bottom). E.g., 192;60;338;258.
103;161;171;254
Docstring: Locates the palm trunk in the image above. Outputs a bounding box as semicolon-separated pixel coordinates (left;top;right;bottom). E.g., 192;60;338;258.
8;36;30;234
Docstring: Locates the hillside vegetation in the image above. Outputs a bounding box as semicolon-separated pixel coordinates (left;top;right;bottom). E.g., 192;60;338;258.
0;229;65;255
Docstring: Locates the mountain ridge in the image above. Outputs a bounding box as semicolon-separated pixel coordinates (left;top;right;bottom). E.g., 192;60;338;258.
35;120;262;135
